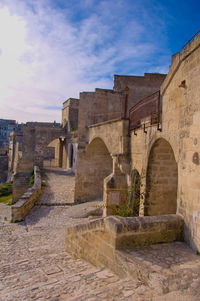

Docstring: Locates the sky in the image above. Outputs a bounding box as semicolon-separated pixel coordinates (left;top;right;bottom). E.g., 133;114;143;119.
0;0;199;123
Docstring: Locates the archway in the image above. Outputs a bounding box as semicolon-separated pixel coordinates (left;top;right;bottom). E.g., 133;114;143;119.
43;138;59;168
145;138;178;215
69;144;74;168
84;138;113;200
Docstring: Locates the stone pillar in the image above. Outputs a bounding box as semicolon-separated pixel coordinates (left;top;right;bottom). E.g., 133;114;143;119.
103;154;128;216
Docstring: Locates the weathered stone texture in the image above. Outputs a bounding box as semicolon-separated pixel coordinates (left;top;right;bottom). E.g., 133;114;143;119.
114;73;166;109
66;214;183;277
62;98;79;131
131;34;200;251
74;138;112;201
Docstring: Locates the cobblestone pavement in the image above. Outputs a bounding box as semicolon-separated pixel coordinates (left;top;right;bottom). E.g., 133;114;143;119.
0;169;200;300
39;168;75;205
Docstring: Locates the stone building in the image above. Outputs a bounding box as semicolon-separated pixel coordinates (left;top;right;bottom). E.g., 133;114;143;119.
0;119;18;154
7;32;200;253
66;33;200;253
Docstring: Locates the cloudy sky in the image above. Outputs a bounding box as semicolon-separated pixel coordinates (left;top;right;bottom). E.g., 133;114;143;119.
0;0;199;123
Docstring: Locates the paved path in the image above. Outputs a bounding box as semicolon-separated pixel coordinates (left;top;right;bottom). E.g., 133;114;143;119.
39;168;75;205
0;169;200;300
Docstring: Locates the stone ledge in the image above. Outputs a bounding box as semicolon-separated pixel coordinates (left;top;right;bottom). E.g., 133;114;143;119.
104;214;183;234
66;214;184;276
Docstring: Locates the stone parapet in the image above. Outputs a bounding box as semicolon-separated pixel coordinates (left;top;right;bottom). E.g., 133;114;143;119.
0;166;42;223
11;166;42;222
66;214;183;277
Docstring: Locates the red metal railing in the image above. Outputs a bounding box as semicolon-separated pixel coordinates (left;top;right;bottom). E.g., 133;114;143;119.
129;91;161;131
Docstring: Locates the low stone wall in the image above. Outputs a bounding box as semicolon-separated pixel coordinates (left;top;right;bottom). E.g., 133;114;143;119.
11;166;42;222
0;166;42;223
66;214;183;277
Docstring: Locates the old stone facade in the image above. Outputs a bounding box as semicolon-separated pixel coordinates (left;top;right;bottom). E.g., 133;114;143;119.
71;33;200;252
7;33;200;253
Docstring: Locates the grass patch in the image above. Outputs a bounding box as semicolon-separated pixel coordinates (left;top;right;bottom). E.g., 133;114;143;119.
0;183;12;195
28;170;34;187
0;193;12;205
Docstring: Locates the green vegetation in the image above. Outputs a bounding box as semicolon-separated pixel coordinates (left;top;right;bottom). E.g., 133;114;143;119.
0;194;12;205
0;183;12;195
28;170;35;187
0;183;13;205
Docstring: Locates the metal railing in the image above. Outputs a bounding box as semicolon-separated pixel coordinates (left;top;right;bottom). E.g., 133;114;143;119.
182;30;200;50
129;91;161;132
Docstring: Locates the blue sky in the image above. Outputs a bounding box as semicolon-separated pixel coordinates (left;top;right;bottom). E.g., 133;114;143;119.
0;0;199;122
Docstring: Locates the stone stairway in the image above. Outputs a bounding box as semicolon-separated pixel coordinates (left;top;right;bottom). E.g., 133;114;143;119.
65;214;200;298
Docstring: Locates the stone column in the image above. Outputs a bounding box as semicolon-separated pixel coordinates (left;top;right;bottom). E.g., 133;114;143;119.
103;154;128;216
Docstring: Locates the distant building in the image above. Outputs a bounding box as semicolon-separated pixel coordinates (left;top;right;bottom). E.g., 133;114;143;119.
0;119;18;154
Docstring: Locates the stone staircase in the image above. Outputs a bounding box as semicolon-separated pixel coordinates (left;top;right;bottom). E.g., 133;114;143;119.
65;214;200;295
66;215;182;276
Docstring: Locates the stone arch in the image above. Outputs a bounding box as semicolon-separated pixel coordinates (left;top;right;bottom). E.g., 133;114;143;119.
84;137;113;200
129;169;141;216
43;138;60;168
43;138;68;169
145;138;178;216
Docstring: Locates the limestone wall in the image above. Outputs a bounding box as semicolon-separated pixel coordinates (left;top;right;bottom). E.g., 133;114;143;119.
12;166;42;222
66;215;183;277
130;34;200;251
88;119;129;154
0;166;42;223
77;90;123;142
74;119;130;202
74;138;113;201
62;98;79;131
114;73;166;109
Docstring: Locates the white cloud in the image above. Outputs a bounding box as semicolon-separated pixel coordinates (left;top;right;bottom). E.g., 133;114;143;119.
0;0;169;123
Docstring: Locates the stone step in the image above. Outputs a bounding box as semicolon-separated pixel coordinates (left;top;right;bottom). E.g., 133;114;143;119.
66;214;184;282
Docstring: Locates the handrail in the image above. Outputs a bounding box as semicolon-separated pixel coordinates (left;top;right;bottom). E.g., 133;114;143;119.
129;91;160;132
182;30;200;50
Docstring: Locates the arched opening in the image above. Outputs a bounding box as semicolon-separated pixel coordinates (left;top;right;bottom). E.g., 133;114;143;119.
69;144;74;168
129;169;141;216
43;138;59;168
145;138;178;216
84;138;112;201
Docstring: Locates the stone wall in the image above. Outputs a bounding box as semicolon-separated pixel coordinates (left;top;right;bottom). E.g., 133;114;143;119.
0;166;42;223
66;215;183;277
74;119;130;202
130;34;200;251
74;138;112;201
113;73;166;109
62;98;79;131
88;119;129;154
12;166;42;222
77;90;123;143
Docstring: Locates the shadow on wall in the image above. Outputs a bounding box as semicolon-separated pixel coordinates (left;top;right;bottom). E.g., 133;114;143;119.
145;138;178;216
